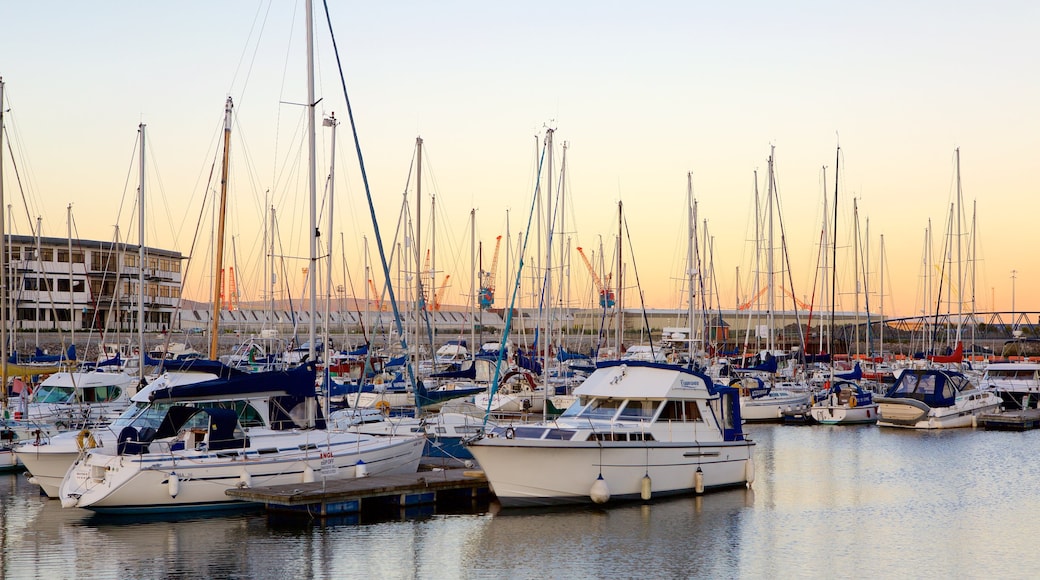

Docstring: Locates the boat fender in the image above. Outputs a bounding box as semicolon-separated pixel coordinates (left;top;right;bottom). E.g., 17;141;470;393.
505;427;515;440
60;495;79;509
303;465;316;483
239;470;252;488
745;458;756;486
694;467;705;494
640;475;652;501
590;475;610;504
168;472;180;498
355;460;368;478
76;429;97;451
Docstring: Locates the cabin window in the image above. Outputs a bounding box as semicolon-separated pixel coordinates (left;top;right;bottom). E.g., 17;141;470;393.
617;400;657;421
545;428;576;440
660;400;703;422
81;386;121;403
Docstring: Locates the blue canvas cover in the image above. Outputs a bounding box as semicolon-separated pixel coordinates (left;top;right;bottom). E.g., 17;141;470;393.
149;362;317;401
883;369;960;408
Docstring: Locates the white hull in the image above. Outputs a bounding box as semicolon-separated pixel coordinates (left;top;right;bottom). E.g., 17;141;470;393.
468;439;753;507
740;392;811;422
472;391;545;414
60;431;425;513
0;448;18;471
14;446;83;497
876;399;1002;429
809;403;879;425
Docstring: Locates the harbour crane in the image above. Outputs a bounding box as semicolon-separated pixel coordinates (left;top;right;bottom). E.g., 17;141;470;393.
367;279;382;311
576;246;615;308
478;235;502;310
433;275;451;311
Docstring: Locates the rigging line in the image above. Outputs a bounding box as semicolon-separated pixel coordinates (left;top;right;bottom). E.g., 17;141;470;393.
772;172;808;355
321;0;419;396
3;128;48;239
621;213;655;356
483;143;547;425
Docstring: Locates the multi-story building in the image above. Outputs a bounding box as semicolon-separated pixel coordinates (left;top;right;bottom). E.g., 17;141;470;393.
5;234;183;333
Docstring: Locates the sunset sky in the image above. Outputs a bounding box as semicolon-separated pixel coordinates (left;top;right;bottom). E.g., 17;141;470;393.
1;2;1038;320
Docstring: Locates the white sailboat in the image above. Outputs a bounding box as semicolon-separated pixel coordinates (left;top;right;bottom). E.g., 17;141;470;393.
808;145;878;425
59;11;425;511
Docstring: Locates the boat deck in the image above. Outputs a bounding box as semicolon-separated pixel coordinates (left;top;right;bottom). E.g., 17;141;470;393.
224;468;490;516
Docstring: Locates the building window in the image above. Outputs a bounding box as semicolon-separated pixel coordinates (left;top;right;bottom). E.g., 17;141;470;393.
40;248;54;262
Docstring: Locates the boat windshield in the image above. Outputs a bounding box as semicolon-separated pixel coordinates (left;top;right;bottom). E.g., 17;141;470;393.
559;398;588;418
33;386;75;404
575;398;624;421
109;402;152;430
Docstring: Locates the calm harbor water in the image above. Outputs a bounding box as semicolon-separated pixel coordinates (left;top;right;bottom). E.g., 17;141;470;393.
4;424;1040;579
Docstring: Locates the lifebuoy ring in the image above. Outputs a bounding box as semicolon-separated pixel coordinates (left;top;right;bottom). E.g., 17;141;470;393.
76;429;97;451
849;396;857;408
375;400;391;416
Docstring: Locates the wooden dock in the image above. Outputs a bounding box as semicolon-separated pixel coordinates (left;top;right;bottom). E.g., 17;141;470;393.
979;409;1040;431
224;468;490;517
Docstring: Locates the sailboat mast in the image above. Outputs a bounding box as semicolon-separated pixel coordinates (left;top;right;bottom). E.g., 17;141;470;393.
322;113;337;415
415;136;422;363
0;77;7;401
306;0;318;365
470;208;476;356
829;147;839;361
138;123;146;378
955;148;963;345
209;97;233;360
68;204;74;346
615;200;622;357
687;172;695;362
766;150;775;353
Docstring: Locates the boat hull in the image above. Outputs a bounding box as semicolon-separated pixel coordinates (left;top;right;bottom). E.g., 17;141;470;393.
60;433;425;513
467;438;754;507
740;393;811;422
876;398;1002;429
809;403;879;425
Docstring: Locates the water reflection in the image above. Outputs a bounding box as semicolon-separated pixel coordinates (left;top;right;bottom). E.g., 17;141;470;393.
5;425;1040;579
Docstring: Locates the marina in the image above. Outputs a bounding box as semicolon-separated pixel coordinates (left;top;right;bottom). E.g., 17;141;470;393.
2;2;1040;578
5;423;1040;578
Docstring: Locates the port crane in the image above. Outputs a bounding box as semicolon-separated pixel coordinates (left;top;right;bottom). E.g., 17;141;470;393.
478;235;502;310
576;246;615;308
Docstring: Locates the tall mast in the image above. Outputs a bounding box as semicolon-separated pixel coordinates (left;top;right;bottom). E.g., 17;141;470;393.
138;123;146;373
955;147;963;345
829;147;839;362
209;97;233;359
322;112;337;415
0;77;7;403
544;128;554;372
414;136;422;362
687;172;695;362
68;204;74;346
615;201;622;357
880;234;886;357
766;149;775;353
470;208;476;356
306;0;318;365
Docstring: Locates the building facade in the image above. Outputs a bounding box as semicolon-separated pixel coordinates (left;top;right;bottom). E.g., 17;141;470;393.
6;234;183;333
